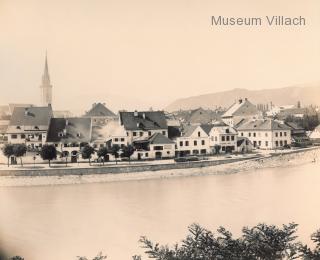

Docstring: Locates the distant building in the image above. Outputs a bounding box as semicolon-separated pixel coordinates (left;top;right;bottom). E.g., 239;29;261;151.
309;124;320;144
237;119;291;149
222;98;260;127
285;121;311;147
6;105;53;150
40;54;53;106
83;102;117;125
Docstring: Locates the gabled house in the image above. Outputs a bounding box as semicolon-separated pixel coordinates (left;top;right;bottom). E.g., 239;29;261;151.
285;121;311;147
222;98;261;127
132;133;175;160
119;111;168;144
174;125;210;157
237;119;291;149
46;117;92;162
202;121;238;153
6;105;53;150
309;124;320;144
84;102;117;126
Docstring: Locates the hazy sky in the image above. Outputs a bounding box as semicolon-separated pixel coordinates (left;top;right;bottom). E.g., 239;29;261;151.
0;0;319;114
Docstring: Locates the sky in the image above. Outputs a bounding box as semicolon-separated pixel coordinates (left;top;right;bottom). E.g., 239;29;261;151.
0;0;319;114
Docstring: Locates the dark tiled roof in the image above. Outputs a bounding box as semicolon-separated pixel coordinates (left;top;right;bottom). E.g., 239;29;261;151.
237;119;291;131
120;111;167;130
8;106;53;133
148;133;174;144
200;121;227;135
84;103;116;117
285;121;304;130
47;117;92;143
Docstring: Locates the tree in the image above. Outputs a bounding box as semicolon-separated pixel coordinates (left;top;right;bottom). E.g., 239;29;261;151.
40;144;57;167
122;145;135;163
110;144;120;164
77;252;107;260
299;229;320;259
13;144;27;166
97;146;109;166
62;150;69;167
81;144;95;165
2;144;14;167
214;144;221;154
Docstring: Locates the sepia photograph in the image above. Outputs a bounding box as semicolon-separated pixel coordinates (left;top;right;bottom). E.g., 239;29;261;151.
0;0;320;259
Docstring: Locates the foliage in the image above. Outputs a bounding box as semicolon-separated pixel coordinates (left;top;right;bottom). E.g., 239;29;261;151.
214;145;221;154
81;145;95;165
77;252;107;260
9;257;24;260
110;144;120;158
13;144;27;166
139;223;301;260
2;144;14;167
40;144;57;167
299;229;320;259
97;146;109;165
122;145;135;160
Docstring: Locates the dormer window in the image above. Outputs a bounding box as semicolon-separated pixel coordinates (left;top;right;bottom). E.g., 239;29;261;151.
76;133;81;138
34;126;39;130
58;132;64;137
16;126;21;129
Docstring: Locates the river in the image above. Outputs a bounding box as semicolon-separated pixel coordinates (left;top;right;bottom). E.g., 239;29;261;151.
0;162;319;259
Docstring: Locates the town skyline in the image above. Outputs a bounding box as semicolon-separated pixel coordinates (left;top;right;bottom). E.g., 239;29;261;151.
1;0;320;113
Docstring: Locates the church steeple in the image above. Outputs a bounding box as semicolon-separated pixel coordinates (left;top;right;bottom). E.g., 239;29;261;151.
40;52;53;106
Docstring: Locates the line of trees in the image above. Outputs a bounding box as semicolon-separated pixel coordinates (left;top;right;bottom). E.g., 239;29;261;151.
2;144;27;167
6;223;320;259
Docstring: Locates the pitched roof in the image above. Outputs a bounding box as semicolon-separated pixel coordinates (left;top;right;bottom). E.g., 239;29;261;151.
148;133;174;144
237;119;291;131
181;125;199;137
222;99;259;118
84;103;116;117
120;111;167;130
200;121;228;135
7;106;53;133
46;117;92;143
91;119;126;142
285;121;304;131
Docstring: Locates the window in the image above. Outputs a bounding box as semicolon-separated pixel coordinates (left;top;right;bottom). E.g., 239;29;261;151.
275;141;279;147
275;132;278;137
148;131;152;136
215;136;217;141
241;132;243;136
115;138;119;142
194;140;197;146
55;144;58;147
253;133;256;137
198;131;201;137
280;140;283;146
280;132;282;137
21;134;25;139
258;141;261;146
226;129;230;133
180;141;183;146
265;132;268;137
121;138;125;142
231;136;234;141
284;132;287;137
167;151;170;155
64;143;68;147
249;133;251;137
16;126;21;129
154;146;163;151
226;136;230;141
185;141;189;146
100;144;104;147
133;132;137;136
265;141;268;147
284;140;287;145
145;153;148;157
126;132;129;136
140;132;143;137
162;131;166;136
34;126;39;130
222;136;225;141
11;134;17;139
201;140;205;145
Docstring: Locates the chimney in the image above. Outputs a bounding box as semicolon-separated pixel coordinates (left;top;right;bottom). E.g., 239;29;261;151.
134;110;138;117
142;113;146;119
24;108;29;116
239;99;243;104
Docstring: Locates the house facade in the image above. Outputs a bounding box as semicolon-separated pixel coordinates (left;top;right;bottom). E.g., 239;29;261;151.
175;125;210;156
6;106;53;150
236;119;291;149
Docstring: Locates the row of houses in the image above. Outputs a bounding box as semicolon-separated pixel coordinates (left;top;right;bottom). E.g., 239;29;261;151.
2;98;309;162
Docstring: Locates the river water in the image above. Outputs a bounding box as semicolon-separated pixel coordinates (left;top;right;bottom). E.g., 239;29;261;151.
0;162;319;259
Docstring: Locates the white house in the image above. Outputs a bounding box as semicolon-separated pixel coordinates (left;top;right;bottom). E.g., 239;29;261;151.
236;119;292;149
222;98;261;127
309;124;320;143
175;125;210;156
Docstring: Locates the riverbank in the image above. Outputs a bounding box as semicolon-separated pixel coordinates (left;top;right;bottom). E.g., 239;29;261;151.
0;147;319;186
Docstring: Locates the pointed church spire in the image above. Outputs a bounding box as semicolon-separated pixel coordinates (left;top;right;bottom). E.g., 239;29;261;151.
40;51;53;106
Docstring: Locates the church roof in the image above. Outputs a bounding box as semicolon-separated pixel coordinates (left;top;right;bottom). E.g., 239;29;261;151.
84;103;116;117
